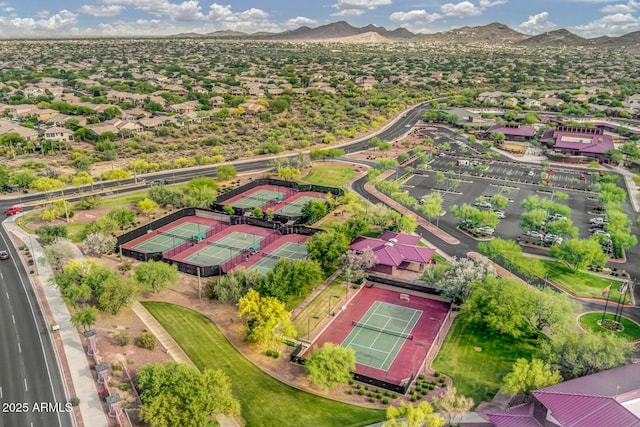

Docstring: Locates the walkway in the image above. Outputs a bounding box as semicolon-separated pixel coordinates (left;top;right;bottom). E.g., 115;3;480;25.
3;217;108;427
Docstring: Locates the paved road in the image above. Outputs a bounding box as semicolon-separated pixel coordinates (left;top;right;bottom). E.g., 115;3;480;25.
0;230;73;427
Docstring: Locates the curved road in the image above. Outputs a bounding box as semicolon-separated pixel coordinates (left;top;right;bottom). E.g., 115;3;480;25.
0;102;432;426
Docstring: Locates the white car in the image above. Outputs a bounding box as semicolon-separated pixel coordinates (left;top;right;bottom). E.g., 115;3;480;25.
548;214;567;221
592;229;611;238
589;217;608;224
525;230;544;239
476;227;494;235
474;201;492;209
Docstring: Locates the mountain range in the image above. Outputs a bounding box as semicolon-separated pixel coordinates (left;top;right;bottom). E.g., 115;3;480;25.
173;21;640;50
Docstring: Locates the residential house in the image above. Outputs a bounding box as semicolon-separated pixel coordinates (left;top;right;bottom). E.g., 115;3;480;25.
488;363;640;427
167;100;199;114
43;126;74;143
0;120;38;141
349;232;435;275
87;124;120;138
210;96;225;107
238;102;266;115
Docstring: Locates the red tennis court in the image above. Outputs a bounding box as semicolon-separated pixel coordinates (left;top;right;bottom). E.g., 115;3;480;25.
307;286;449;386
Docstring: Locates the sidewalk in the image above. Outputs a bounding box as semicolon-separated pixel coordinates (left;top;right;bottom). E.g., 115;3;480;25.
3;217;108;427
608;164;640;213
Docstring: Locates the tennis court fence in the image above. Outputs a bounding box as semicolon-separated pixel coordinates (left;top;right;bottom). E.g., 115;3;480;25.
351;320;414;340
219;232;279;273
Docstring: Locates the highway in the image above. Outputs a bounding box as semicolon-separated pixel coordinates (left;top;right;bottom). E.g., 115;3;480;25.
0;230;72;427
0;102;431;426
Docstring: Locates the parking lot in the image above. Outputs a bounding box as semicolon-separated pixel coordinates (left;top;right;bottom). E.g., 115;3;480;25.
403;166;624;251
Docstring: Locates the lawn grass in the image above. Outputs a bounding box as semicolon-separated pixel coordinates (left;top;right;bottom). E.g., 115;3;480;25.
540;260;630;303
142;302;383;427
432;314;538;406
291;275;348;339
15;211;40;233
579;312;640;341
301;165;355;187
65;222;88;243
97;190;150;208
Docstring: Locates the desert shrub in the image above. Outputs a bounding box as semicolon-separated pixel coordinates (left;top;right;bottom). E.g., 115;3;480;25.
112;332;131;347
137;332;156;350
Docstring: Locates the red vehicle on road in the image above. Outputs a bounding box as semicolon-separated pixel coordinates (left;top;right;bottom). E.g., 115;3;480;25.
4;206;22;215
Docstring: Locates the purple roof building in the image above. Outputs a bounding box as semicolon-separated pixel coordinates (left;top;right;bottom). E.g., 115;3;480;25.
489;363;640;427
487;124;536;142
541;125;614;164
349;232;435;275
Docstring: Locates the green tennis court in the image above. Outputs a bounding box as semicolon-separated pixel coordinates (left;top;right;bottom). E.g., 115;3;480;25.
275;196;326;217
185;231;264;266
134;222;212;253
230;189;285;209
249;242;308;275
342;301;422;371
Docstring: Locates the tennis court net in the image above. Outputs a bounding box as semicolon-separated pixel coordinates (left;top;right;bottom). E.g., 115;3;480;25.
158;230;193;241
352;320;414;340
205;240;254;252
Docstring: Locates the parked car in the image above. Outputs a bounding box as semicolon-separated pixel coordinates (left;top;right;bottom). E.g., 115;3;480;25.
4;206;22;215
589;217;608;225
0;250;8;260
544;234;563;244
476;226;495;235
528;170;535;177
525;230;544;239
548;214;567;221
493;211;506;219
474;201;492;209
592;229;611;238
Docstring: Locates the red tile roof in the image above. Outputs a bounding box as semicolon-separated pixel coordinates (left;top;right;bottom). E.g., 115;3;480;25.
349;235;435;267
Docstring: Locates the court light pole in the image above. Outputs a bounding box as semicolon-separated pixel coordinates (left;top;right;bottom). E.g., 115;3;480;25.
329;294;340;315
415;341;428;374
308;315;320;341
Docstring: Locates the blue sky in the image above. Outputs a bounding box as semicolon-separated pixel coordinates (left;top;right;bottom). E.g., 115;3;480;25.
0;0;639;38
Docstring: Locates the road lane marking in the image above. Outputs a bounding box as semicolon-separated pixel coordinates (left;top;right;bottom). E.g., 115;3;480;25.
5;291;8;299
24;378;28;391
12;314;15;324
18;342;21;353
1;385;3;398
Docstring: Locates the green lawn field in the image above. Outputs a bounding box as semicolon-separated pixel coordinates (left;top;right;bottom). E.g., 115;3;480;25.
301;165;355;187
541;260;630;303
432;314;538;406
142;302;384;427
579;312;640;341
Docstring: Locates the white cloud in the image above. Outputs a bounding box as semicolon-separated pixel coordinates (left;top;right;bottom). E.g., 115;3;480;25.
571;12;640;37
97;18;173;35
206;4;278;33
285;16;317;28
0;10;78;33
600;0;640;13
441;1;482;17
479;0;508;7
35;10;50;18
78;4;123;17
389;10;442;25
516;11;558;34
102;0;204;21
331;0;393;17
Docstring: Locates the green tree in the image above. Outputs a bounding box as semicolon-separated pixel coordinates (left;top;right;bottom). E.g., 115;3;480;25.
138;198;159;218
216;165;237;181
107;207;136;229
70;306;98;331
29;177;66;199
305;343;356;392
207;267;262;303
520;209;548;232
550;238;607;271
305;229;350;266
258;258;323;302
102;167;131;183
542;330;634;380
462;276;529;338
134;260;179;293
237;289;296;348
83;232;117;257
10;169;37;189
185;176;218;208
277;167;301;181
436;257;494;303
96;276;137;315
383;401;444;427
491;194;509;209
502;358;562;397
72;171;94;192
137;362;240;427
432;387;474;427
301;200;328;223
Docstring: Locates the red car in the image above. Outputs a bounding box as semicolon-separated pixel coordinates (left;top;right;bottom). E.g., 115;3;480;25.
4;206;22;215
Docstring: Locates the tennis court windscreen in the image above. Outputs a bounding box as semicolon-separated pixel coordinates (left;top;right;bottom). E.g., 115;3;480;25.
158;230;191;241
351;320;414;340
